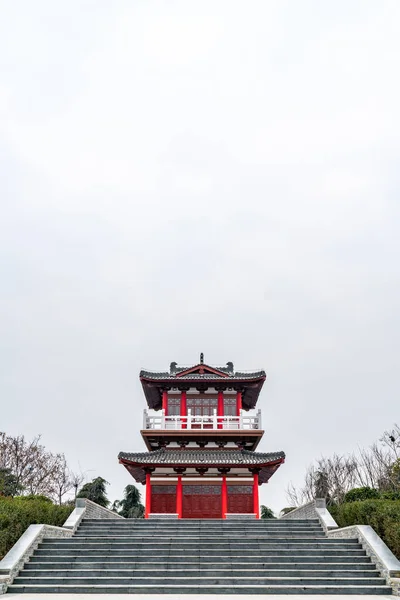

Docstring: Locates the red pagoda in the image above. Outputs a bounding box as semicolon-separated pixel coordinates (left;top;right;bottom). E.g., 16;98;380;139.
119;355;285;519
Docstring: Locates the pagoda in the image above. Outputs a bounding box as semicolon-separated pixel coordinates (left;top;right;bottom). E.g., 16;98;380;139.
118;354;285;519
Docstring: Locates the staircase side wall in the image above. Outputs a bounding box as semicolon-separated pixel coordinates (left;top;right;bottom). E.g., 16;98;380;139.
280;498;338;532
0;498;124;593
328;525;400;595
76;498;124;519
0;524;73;594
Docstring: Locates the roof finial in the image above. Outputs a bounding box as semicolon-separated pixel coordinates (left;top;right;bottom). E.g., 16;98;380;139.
200;352;204;364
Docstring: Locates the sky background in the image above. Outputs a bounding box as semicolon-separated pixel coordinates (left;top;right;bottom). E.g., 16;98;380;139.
1;0;399;513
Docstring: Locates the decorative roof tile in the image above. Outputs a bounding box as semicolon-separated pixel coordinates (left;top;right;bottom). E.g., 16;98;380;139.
139;358;267;411
118;448;285;466
140;370;266;381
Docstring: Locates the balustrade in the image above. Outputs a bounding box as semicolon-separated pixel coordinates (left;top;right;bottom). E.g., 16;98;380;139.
143;408;261;430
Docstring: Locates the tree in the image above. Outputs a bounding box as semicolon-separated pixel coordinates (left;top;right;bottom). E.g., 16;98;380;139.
115;485;144;518
260;505;275;519
0;432;78;501
314;469;330;500
0;468;22;496
286;424;400;506
77;477;109;507
51;456;83;505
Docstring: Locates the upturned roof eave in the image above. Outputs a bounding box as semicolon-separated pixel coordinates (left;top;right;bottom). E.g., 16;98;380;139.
140;375;266;411
119;455;285;485
119;456;284;469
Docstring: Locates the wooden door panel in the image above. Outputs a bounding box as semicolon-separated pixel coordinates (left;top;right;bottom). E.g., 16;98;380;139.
151;485;176;514
227;485;253;514
182;485;221;518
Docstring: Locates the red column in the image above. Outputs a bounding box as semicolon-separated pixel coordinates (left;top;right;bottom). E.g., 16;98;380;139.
176;475;183;518
217;390;224;429
222;475;228;519
145;472;151;519
180;390;187;429
253;472;260;519
236;391;242;416
162;390;168;415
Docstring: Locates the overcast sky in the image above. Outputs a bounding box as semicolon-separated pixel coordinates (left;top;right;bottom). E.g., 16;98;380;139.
1;0;399;513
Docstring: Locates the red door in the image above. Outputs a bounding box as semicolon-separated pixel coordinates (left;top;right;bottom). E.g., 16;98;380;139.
227;485;253;514
151;485;177;514
182;484;222;518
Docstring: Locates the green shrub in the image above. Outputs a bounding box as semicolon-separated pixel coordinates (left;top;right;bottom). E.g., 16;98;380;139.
329;499;400;559
343;487;380;503
280;507;296;515
0;497;73;559
380;490;400;501
19;495;53;503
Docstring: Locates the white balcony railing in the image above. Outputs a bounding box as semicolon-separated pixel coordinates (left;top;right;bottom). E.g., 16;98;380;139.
143;409;262;431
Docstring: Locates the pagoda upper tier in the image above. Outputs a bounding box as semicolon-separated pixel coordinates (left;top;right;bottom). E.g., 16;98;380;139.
140;355;266;411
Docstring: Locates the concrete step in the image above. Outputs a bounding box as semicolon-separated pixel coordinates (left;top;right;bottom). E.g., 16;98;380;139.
81;518;321;524
13;576;387;585
77;527;324;532
76;529;325;535
74;539;331;545
19;568;382;578
24;561;377;570
79;520;322;524
29;554;374;564
34;548;368;557
77;529;325;536
10;518;389;596
74;531;326;541
40;540;360;548
6;584;392;594
78;524;323;530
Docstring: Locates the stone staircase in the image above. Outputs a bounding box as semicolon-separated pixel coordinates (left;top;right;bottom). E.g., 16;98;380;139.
7;518;392;594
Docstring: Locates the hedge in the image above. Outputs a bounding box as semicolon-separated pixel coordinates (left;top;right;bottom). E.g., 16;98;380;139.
0;496;73;559
329;499;400;559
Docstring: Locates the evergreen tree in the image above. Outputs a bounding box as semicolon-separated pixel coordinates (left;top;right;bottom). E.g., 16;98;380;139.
260;505;275;519
0;468;22;497
77;477;109;507
117;485;144;518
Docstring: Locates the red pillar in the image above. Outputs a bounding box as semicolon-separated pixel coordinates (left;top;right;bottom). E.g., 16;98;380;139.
222;475;228;519
180;390;187;429
217;390;224;429
162;390;168;415
176;475;183;518
145;472;151;519
253;472;260;519
236;391;242;417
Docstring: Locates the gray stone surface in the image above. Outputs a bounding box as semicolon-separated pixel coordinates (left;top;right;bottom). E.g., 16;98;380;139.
62;506;86;531
2;593;392;600
329;525;400;593
225;513;256;519
149;513;178;519
0;524;73;593
280;498;338;532
281;500;400;595
76;498;124;520
6;518;393;595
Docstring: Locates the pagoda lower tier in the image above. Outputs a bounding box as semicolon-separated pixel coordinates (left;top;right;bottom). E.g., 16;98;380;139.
118;448;285;519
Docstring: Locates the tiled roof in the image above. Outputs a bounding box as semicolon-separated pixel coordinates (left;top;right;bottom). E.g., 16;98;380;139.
118;448;285;466
140;370;266;380
139;359;267;410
